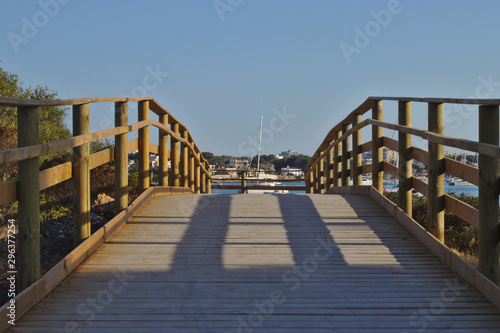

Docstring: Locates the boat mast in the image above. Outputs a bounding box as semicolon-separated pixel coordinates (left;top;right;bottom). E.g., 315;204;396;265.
257;115;263;179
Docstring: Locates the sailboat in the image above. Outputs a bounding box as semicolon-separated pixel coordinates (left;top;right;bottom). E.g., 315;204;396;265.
248;116;288;194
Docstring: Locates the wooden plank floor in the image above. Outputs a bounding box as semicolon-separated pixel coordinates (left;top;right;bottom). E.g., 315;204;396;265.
8;194;500;332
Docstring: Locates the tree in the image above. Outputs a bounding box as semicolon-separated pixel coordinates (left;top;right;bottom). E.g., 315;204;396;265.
0;64;72;172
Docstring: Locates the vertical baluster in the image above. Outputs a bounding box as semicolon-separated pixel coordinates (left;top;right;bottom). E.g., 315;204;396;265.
181;130;189;188
398;101;412;217
18;106;40;291
114;102;128;214
372;100;383;192
478;105;499;284
73;103;90;246
352;113;362;186
196;152;201;194
341;124;350;186
159;113;169;186
325;144;334;192
333;131;341;187
428;103;445;242
138;101;149;193
170;123;180;186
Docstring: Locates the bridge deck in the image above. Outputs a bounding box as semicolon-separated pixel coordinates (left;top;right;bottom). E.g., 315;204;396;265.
9;193;500;332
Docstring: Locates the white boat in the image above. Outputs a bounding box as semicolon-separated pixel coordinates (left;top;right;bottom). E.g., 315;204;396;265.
247;116;289;194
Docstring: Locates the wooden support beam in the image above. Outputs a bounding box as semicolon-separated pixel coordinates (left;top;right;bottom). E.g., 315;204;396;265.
325;142;334;190
138;101;149;193
189;150;195;192
372;100;383;192
201;172;207;193
241;171;247;194
318;157;324;193
169;123;180;186
352;113;362;185
398;101;412;217
195;152;201;194
17;106;40;291
341;124;350;186
333;131;341;187
206;165;212;194
314;162;320;193
478;105;499;285
181;130;189;188
428;102;445;242
306;170;313;193
72;103;90;247
114;102;128;214
159;114;169;186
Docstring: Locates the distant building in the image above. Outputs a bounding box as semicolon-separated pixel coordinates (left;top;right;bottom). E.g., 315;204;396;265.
281;166;304;177
149;155;159;169
223;158;250;169
275;154;284;160
260;163;275;171
281;149;300;158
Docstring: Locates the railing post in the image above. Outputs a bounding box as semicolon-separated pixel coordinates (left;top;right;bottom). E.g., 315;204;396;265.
428;103;445;242
478;105;499;284
398;101;412;217
325;143;333;191
169;123;180;187
159;114;169;186
17;106;40;291
196;152;201;194
352;113;362;185
189;150;195;192
241;170;247;194
181;130;189;188
72;103;90;247
138;101;149;193
314;162;320;193
206;163;212;194
201;172;207;193
333;131;341;187
372;100;383;192
306;171;313;193
341;124;350;186
319;157;324;193
114;102;128;214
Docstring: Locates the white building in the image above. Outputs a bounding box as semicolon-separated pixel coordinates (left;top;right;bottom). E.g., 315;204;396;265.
281;166;304;177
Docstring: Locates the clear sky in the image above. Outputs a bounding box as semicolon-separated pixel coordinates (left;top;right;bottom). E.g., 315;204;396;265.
1;0;500;156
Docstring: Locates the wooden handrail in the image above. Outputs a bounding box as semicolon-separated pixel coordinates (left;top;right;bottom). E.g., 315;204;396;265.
306;96;500;285
0;97;213;292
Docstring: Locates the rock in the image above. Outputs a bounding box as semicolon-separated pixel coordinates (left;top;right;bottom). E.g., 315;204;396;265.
92;193;115;220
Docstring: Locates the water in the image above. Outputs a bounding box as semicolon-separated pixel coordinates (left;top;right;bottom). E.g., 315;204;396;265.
212;182;305;194
212;182;480;197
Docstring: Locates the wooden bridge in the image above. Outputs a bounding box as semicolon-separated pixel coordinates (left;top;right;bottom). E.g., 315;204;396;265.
1;96;500;331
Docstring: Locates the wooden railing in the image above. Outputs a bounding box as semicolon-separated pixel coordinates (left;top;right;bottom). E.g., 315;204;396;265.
0;96;212;291
304;96;500;285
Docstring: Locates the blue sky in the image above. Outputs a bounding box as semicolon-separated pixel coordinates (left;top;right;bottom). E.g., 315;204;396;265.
1;0;500;156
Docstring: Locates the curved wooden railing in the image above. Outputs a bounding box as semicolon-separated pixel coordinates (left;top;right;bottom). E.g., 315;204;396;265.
304;96;500;285
0;96;212;291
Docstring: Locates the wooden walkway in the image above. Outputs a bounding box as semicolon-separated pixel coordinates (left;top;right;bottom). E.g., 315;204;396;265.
9;194;500;332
